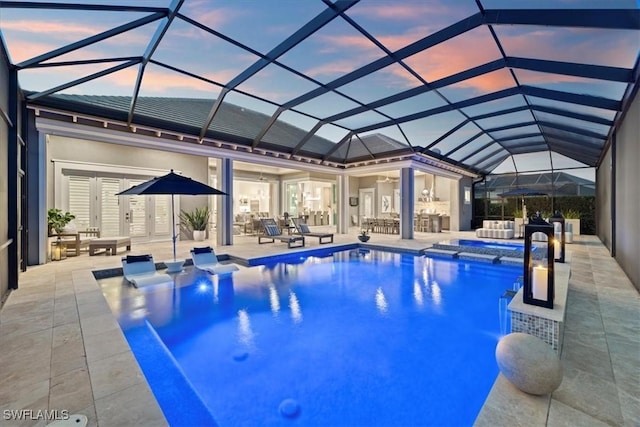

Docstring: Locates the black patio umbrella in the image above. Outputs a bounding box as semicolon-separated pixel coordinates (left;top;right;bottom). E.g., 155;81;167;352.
498;187;547;220
497;187;548;198
117;170;227;262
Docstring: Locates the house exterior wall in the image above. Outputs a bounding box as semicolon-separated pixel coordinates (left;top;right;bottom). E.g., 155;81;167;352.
596;89;640;290
596;146;612;250
608;90;640;291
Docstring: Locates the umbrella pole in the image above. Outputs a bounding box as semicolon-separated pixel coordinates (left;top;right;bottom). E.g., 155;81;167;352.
172;193;177;262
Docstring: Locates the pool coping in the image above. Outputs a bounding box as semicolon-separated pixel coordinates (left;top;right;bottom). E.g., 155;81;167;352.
84;243;553;425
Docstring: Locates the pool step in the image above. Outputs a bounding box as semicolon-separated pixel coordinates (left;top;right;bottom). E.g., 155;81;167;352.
424;248;459;258
499;256;524;266
457;252;499;263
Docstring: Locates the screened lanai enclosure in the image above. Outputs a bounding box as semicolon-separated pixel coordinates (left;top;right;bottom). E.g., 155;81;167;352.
1;1;638;174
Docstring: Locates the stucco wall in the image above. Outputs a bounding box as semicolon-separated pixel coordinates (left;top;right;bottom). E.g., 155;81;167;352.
611;91;639;290
596;147;612;250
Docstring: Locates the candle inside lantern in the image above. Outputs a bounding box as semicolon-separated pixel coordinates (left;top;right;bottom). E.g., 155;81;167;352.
554;239;561;260
532;264;548;300
52;242;61;261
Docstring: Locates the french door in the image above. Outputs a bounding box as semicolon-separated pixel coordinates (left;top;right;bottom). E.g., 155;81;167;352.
66;172;172;242
359;188;375;225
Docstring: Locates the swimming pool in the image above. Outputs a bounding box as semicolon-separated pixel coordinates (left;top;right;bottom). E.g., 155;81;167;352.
100;249;521;426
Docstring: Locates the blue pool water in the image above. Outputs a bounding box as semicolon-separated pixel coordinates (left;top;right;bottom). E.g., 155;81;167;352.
102;249;521;426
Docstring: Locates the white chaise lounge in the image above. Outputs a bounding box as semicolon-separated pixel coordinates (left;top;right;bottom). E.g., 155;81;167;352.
190;246;240;276
121;254;173;287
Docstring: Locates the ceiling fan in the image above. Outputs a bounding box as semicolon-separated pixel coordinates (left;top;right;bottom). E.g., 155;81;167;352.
376;173;398;183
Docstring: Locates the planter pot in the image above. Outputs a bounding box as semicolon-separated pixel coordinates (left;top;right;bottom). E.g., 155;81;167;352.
565;219;580;236
358;235;370;243
193;230;207;241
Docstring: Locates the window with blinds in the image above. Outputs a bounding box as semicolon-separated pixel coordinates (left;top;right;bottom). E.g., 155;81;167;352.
68;175;91;229
155;197;170;234
100;178;121;237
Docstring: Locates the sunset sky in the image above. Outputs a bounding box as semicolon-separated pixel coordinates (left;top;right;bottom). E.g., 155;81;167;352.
1;0;638;178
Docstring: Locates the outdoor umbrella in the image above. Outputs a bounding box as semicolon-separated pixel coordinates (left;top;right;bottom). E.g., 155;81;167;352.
497;187;548;198
498;187;547;220
117;170;227;263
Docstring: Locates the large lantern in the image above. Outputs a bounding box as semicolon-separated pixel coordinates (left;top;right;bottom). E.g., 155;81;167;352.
549;210;565;263
51;238;68;261
523;215;554;309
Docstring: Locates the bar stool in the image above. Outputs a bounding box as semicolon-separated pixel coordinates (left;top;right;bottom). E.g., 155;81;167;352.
419;215;430;232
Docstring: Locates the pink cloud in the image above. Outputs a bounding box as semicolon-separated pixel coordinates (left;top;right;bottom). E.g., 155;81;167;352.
180;0;240;30
304;58;363;80
3;18;152;64
2;19;103;39
402;27;503;88
349;1;461;22
348;1;477;50
5;39;56;63
376;26;441;52
442;68;516;95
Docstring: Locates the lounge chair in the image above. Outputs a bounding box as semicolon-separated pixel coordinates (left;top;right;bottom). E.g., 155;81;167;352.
259;218;305;248
190;246;240;276
121;254;173;287
292;218;333;244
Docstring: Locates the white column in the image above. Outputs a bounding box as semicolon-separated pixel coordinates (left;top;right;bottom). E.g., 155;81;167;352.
336;174;350;234
400;167;414;239
39;132;48;264
216;158;233;246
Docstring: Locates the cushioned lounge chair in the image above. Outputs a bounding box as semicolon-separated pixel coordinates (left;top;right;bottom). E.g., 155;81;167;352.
259;218;305;248
291;218;333;244
190;246;240;276
121;254;173;287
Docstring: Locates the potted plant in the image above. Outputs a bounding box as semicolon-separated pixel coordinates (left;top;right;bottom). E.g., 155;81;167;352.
47;208;75;236
358;229;370;243
563;209;581;237
180;207;210;241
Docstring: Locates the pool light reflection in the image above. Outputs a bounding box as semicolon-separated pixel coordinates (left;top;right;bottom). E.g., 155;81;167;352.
288;291;303;324
237;309;255;348
413;281;424;307
269;284;280;316
375;287;388;315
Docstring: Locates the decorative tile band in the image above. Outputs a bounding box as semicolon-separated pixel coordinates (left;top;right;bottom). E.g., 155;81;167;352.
511;311;562;352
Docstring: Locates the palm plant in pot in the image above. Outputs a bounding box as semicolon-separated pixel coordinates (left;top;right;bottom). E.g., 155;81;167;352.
179;206;210;241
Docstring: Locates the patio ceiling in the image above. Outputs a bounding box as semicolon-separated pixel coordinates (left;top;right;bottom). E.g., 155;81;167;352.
1;0;639;176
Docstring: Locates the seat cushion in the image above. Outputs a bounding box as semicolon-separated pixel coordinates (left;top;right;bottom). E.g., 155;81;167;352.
126;254;152;263
192;246;213;254
299;223;310;233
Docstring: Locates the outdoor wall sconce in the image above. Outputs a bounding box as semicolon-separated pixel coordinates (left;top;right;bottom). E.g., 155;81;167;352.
549;210;565;263
523;215;554;309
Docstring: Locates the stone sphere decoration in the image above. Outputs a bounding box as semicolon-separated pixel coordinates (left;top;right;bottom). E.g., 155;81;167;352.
496;333;563;395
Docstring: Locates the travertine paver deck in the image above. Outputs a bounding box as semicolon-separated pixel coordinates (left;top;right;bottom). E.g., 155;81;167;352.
0;229;637;426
